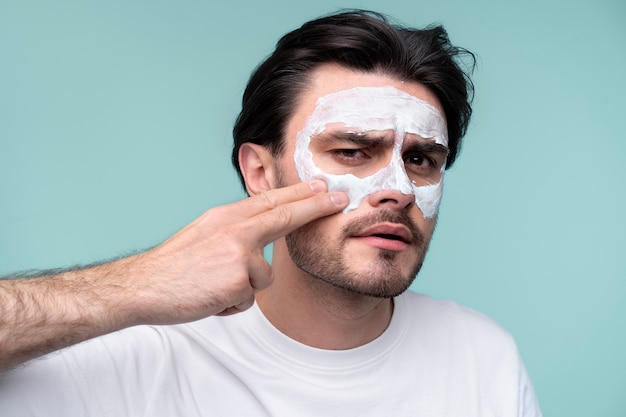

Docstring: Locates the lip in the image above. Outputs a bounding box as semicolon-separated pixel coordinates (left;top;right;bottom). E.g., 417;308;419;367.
352;223;413;251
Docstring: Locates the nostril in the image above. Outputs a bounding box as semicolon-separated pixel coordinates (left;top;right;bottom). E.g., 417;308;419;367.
377;196;414;209
368;189;415;210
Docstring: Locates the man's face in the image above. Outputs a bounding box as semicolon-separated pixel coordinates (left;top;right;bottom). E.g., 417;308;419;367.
276;64;448;298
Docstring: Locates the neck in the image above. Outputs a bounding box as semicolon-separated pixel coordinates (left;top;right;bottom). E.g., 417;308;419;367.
256;241;394;350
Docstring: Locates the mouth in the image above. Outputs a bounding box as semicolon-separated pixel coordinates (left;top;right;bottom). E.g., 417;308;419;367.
356;224;412;242
352;223;413;250
372;233;407;242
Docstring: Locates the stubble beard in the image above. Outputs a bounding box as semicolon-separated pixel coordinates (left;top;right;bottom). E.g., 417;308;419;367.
285;208;431;299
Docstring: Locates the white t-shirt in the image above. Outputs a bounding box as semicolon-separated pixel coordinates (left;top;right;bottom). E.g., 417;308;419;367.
0;291;542;416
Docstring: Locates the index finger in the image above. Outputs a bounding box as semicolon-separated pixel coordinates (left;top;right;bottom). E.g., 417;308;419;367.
245;186;348;245
235;180;329;218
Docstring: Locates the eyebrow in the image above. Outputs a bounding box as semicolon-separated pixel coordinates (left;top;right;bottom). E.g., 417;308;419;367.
314;131;393;147
313;131;449;156
403;141;449;157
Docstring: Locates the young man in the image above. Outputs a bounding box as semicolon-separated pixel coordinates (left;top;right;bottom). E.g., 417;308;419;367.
0;10;542;416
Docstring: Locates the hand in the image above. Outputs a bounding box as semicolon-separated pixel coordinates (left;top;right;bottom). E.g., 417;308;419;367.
127;180;348;325
0;180;347;370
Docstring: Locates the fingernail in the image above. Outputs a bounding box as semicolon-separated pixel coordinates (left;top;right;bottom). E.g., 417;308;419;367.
330;192;348;206
308;180;326;193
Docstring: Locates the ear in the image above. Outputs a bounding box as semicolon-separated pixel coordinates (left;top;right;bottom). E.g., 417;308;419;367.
238;143;277;196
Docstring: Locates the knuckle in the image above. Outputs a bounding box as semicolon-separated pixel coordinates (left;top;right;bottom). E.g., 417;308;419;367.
218;222;248;244
238;292;255;311
292;182;309;199
272;205;293;229
256;190;278;210
220;239;249;264
203;205;229;223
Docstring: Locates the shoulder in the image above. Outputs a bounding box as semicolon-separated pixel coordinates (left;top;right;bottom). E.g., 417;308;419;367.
395;292;542;416
398;290;518;356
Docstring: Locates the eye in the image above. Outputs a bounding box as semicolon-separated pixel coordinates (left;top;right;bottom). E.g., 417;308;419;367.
331;148;369;164
404;153;437;176
405;154;433;167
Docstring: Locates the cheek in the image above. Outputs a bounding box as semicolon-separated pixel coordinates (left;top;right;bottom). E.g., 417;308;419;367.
290;209;343;245
275;152;305;187
418;213;438;238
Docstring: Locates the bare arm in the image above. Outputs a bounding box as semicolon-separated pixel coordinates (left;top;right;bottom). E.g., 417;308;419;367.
0;180;348;371
0;258;143;370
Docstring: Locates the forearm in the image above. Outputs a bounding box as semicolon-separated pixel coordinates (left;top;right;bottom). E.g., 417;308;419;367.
0;181;347;371
0;257;141;371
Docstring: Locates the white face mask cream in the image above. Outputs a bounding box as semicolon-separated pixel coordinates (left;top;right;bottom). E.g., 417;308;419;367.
294;86;448;219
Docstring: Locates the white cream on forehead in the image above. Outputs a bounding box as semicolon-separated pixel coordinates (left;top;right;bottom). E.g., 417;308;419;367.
294;86;448;219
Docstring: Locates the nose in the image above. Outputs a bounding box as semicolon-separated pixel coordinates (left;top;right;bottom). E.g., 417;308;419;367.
367;189;415;211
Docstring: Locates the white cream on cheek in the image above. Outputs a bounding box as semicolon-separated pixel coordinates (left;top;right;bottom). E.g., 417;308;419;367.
294;86;448;219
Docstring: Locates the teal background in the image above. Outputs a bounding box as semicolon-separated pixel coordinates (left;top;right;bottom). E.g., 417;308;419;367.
1;0;624;415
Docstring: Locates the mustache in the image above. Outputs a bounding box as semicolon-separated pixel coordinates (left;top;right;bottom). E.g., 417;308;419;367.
341;210;424;246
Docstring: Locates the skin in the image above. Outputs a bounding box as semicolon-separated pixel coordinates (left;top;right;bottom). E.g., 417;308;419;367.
0;64;447;370
240;64;447;350
0;180;348;371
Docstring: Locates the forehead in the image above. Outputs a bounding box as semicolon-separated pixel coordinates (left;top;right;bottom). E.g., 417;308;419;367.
305;86;448;145
286;64;447;145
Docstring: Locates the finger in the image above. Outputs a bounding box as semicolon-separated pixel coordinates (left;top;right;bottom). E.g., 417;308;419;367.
176;182;324;236
216;296;255;316
247;189;348;246
247;253;273;291
216;255;270;317
230;180;329;219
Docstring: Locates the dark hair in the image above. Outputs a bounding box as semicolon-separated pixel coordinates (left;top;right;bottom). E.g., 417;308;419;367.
232;9;475;187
